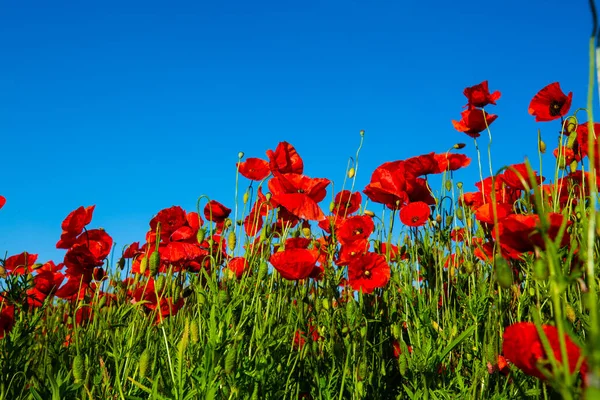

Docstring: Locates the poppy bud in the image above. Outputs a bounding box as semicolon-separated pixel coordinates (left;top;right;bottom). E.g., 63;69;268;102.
462;260;474;274
243;191;249;204
455;208;464;221
392;324;401;339
182;287;193;298
398;353;407;376
73;354;85;383
445;216;453;226
139;349;150;378
359;129;365;137
197;228;206;244
155;275;166;294
258;261;268;279
265;193;272;201
348;167;355;179
322;298;330;310
238;151;244;159
0;267;6;278
570;160;578;172
329;201;335;213
190;321;199;343
302;227;311;237
539;139;547;154
224;347;237;375
444;180;452;192
565;304;576;323
139;256;148;274
453;143;466;149
364;210;375;217
228;231;236;251
495;256;513;288
149;250;160;276
456;182;463;190
118;257;126;270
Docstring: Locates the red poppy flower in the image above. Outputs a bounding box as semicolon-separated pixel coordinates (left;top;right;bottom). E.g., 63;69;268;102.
501;163;544;191
150;206;187;239
502;322;585;381
528;82;573;122
266;141;304;174
474;202;513;225
4;251;38;275
56;205;96;249
269;248;320;281
226;257;249;280
336;239;370;267
335;215;374;244
203;200;232;223
399;202;431;227
452;109;498;138
434;153;471;172
268;173;330;221
0;196;6;210
0;303;16;339
238;157;271;181
463;80;501;109
363;161;409;209
332;190;362;217
347;252;390;294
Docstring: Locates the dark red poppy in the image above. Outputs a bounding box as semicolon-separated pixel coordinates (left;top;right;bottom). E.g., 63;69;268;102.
347;252;390;294
463;80;501;109
332;190;362;217
452;109;498;138
0;303;16;339
56;205;96;249
293;324;321;350
528;82;573;122
27;267;65;307
4;252;38;275
269;248;319;281
503;322;585;381
150;206;187;239
335;215;374;244
0;196;5;210
238;157;271;181
399;202;431;227
266;141;304;174
203;200;232;223
122;242;142;258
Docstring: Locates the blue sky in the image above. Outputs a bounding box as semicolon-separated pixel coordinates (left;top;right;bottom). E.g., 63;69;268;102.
0;0;595;263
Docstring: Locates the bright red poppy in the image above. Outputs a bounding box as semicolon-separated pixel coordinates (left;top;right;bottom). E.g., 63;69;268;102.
347;252;390;294
269;247;320;281
452;109;498;138
363;161;409;209
227;257;249;279
268;173;330;221
463;80;501;109
238;157;271;181
56;205;96;249
150;206;187;238
399;202;431;227
335;215;374;244
331;190;362;217
266;141;304;174
0;196;6;210
502;322;586;381
528;82;573;122
501;163;544;191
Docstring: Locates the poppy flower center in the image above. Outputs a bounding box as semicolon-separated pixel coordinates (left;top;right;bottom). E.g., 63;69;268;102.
412;216;421;223
549;101;563;116
364;270;371;277
353;228;363;236
297;189;304;193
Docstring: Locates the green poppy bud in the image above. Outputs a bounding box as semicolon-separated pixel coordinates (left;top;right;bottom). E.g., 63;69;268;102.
348;167;355;179
149;251;160;276
73;354;85;383
495;256;513;288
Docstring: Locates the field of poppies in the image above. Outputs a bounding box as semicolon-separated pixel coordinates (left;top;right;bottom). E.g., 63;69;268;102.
2;78;600;398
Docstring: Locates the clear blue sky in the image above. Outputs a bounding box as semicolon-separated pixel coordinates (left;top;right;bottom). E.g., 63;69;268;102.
1;0;594;263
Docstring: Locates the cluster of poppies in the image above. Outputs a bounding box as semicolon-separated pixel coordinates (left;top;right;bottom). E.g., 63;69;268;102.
0;80;593;387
